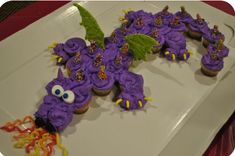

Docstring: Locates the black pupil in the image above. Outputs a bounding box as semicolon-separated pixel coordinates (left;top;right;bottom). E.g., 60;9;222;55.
55;89;60;95
63;93;68;99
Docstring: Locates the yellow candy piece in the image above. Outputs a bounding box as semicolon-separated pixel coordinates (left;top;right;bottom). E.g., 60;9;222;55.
138;101;143;108
51;55;59;61
144;97;152;101
119;16;125;21
48;43;58;49
172;54;176;60
58;57;63;63
115;99;123;105
121;19;128;23
126;100;130;109
183;53;187;60
188;50;193;55
165;51;170;55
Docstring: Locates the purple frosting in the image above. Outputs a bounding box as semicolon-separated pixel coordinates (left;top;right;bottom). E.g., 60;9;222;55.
91;71;115;91
117;91;147;110
148;28;165;50
165;31;186;50
103;43;120;62
118;71;144;93
201;53;224;71
178;48;190;60
151;16;172;35
53;43;71;65
175;8;193;24
203;27;225;44
82;43;104;59
116;71;146;110
35;69;92;132
154;7;174;25
35;95;73;132
188;16;208;33
124;10;153;27
106;55;129;80
169;18;187;32
63;37;87;56
207;44;229;59
164;48;178;61
66;53;91;73
70;69;93;93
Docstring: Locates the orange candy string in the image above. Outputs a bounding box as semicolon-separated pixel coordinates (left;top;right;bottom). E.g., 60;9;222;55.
1;116;66;156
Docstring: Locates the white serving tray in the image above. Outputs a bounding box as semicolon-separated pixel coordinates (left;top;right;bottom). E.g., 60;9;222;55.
0;2;234;156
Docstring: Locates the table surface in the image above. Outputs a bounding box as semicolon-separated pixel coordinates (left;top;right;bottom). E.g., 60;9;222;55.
0;2;234;156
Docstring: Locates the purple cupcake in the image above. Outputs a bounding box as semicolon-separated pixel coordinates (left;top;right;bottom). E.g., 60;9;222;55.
165;31;186;51
201;53;224;77
103;43;119;63
91;66;115;96
63;37;87;56
128;11;153;35
107;55;129;80
118;71;144;93
70;69;93;94
116;71;147;110
82;41;104;59
175;6;193;25
207;41;229;59
148;28;165;53
66;52;91;76
151;16;171;35
119;43;133;67
202;25;225;48
52;43;71;65
188;14;209;40
155;5;174;25
123;10;153;28
169;16;187;33
105;28;126;47
87;53;105;73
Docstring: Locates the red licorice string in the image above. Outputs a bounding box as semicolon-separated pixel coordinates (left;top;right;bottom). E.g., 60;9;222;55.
1;116;66;156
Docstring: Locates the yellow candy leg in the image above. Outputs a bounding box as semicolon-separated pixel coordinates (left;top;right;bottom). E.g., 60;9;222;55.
126;100;130;109
115;99;123;105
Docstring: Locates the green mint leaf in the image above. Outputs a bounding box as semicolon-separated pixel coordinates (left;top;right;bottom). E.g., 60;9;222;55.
125;34;158;60
73;3;105;48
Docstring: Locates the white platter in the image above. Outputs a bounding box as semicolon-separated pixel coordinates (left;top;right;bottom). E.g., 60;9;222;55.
0;1;234;156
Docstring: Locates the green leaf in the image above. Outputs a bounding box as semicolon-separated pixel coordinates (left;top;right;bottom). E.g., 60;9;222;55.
73;3;105;48
125;34;159;60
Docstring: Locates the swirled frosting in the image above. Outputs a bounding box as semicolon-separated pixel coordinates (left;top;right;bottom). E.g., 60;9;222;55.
63;37;87;56
91;71;115;90
66;54;91;73
207;44;229;59
118;71;144;93
165;31;186;50
201;53;224;71
53;43;70;64
189;18;208;33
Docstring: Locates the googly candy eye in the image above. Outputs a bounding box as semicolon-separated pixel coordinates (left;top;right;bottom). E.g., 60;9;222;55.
62;90;75;104
51;85;64;97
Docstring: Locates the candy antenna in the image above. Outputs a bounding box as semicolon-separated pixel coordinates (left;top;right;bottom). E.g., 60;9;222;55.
181;6;186;12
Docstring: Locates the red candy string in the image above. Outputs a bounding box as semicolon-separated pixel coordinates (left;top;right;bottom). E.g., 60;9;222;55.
0;116;61;156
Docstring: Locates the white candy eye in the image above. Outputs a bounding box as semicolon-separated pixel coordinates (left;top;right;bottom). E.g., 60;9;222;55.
62;90;75;104
51;85;64;97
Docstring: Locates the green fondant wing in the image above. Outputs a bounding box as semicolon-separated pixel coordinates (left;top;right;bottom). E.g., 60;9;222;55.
125;34;158;60
73;3;105;48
